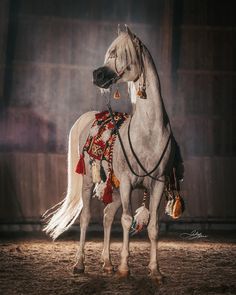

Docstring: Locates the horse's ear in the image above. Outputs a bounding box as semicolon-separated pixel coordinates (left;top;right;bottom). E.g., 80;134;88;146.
125;24;133;37
117;24;121;35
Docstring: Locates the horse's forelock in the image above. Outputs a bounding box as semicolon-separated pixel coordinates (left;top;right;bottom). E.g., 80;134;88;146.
105;32;138;66
117;36;139;68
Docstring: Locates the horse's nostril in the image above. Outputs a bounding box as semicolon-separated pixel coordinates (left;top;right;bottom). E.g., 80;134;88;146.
93;68;105;82
97;71;104;80
93;66;117;88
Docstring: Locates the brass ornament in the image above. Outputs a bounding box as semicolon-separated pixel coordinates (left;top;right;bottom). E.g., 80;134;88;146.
113;89;121;99
137;86;147;99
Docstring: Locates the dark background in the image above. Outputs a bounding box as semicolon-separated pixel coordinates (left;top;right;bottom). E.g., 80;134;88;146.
0;0;235;231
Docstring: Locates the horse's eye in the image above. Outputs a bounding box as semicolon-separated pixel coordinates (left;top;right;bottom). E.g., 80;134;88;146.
109;49;116;58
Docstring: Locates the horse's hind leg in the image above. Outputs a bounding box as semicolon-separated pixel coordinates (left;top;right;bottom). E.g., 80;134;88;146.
73;185;91;273
147;181;165;283
101;191;121;273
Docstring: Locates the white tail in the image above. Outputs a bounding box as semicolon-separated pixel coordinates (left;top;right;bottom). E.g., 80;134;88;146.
43;111;96;240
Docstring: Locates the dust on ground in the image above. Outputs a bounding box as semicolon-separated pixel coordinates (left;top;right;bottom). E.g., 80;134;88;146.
0;234;236;295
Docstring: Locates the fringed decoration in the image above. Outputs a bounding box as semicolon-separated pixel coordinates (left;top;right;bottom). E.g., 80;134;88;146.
91;160;101;183
165;191;185;219
134;205;150;226
102;178;113;205
111;173;120;188
165;197;174;216
75;154;86;175
100;164;107;182
164;168;185;219
93;181;106;200
130;190;150;235
130;205;150;235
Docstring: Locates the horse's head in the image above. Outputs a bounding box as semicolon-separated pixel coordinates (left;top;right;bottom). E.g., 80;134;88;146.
93;26;142;89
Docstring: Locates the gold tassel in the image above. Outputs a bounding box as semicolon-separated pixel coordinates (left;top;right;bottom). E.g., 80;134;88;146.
113;89;121;99
172;195;182;219
136;87;147;99
112;173;120;188
136;88;142;97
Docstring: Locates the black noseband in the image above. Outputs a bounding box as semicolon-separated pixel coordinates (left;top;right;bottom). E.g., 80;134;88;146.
93;66;118;89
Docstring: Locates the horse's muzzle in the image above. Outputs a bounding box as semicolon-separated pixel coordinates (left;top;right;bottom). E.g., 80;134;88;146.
93;66;118;89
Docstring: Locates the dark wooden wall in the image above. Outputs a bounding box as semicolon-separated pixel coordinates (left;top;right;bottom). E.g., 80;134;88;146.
0;0;235;230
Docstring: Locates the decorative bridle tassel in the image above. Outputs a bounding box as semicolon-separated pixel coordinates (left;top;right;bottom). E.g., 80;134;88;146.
136;87;147;99
136;88;142;97
113;89;121;99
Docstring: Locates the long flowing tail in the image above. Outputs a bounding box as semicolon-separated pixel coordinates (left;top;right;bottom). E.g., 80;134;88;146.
43;112;96;240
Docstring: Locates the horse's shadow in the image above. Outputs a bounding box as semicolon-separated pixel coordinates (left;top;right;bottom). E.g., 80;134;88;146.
72;273;160;295
129;276;159;295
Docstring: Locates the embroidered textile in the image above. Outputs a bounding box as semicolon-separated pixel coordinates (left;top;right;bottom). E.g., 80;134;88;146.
83;111;128;162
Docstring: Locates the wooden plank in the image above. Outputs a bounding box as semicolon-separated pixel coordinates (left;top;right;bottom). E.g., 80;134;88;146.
0;0;10;98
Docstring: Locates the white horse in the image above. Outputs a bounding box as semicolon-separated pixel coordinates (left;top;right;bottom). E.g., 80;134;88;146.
44;26;181;283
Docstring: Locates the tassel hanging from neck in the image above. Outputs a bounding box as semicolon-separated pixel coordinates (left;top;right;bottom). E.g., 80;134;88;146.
75;154;86;175
113;89;121;99
137;85;147;99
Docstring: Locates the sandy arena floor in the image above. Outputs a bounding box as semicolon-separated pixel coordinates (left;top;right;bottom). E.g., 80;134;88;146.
0;234;236;295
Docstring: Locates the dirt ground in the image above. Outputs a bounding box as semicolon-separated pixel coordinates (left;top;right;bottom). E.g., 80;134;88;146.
0;233;236;295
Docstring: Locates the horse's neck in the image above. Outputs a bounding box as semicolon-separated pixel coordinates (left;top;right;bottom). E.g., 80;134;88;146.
131;50;168;135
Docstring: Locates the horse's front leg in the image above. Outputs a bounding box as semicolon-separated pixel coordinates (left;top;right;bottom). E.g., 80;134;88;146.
117;179;132;277
101;191;121;273
147;180;165;283
73;185;91;273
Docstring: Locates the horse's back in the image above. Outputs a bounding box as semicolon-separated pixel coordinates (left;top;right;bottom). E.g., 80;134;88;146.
70;111;98;153
71;111;97;131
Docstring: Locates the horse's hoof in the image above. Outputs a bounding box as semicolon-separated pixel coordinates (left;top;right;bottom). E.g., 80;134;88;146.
73;265;85;274
116;268;130;279
103;265;114;274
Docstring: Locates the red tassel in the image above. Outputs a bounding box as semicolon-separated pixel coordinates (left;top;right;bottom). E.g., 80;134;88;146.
103;179;113;205
75;154;86;175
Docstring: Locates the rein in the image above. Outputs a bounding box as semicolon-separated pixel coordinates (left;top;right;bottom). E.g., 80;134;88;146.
106;100;172;182
127;119;172;181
